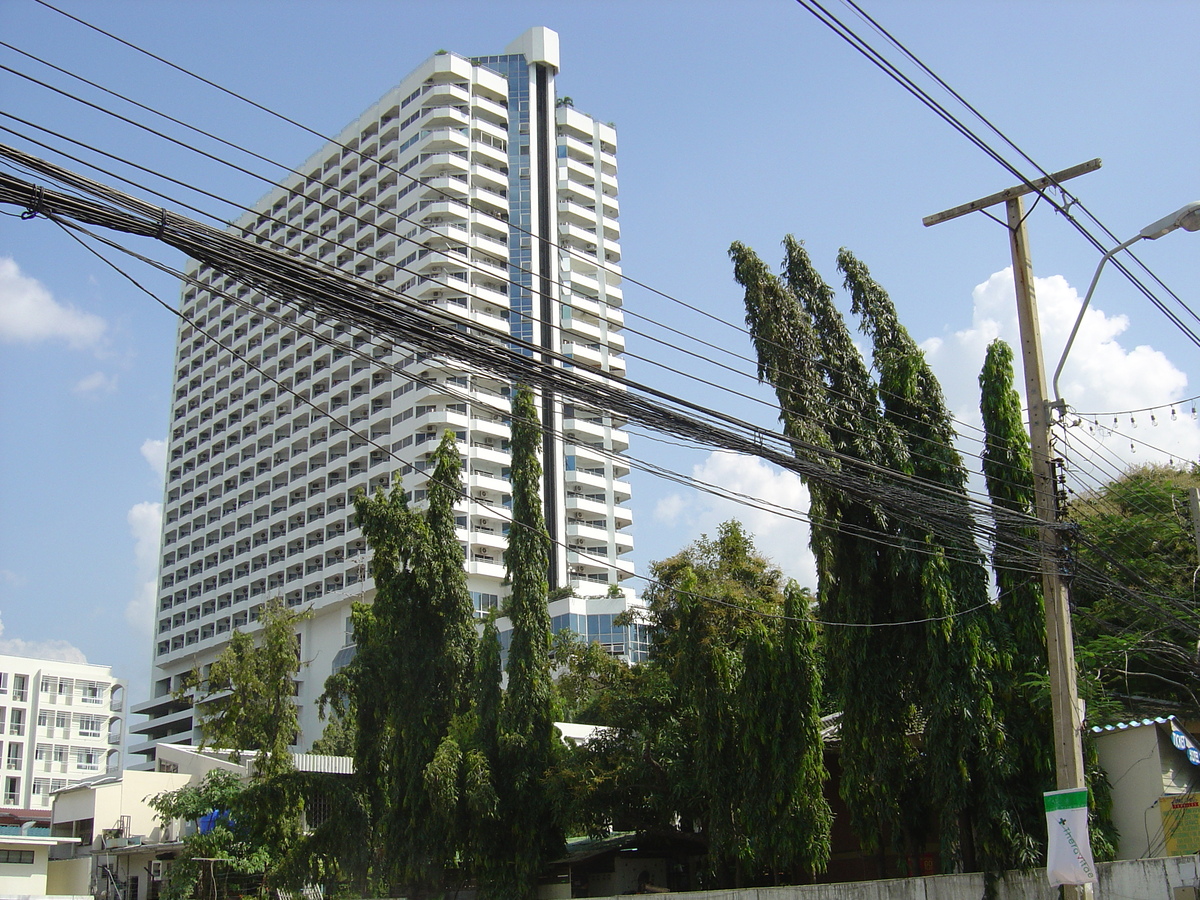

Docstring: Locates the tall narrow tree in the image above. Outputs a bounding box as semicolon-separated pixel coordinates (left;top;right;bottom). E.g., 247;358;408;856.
642;521;831;884
781;239;929;862
978;338;1054;864
732;239;925;862
840;249;1015;869
316;475;416;894
334;432;478;896
402;431;478;892
483;384;561;900
735;582;831;883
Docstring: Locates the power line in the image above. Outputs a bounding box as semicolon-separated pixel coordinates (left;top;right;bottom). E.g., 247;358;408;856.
58;213;1040;628
795;0;1200;353
1;10;1016;468
0;150;1050;568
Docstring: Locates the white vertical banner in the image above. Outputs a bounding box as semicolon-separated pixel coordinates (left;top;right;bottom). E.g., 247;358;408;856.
1045;788;1097;885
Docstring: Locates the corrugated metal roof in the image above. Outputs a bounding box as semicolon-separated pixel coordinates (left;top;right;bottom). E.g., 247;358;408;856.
290;753;355;775
1091;716;1172;733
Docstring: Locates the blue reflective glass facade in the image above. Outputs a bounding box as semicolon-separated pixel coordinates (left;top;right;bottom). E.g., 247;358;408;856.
472;54;534;353
497;612;649;664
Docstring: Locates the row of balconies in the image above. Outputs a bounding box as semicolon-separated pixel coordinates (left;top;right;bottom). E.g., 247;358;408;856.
159;469;638;605
163;418;632;562
166;402;394;494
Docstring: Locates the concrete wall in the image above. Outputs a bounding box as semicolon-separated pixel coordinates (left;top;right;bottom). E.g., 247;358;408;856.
594;855;1199;900
1096;724;1167;861
47;854;91;895
53;770;191;848
0;842;49;896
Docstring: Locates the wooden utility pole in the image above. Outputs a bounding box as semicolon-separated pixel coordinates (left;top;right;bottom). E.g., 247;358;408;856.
925;159;1100;898
1001;191;1087;794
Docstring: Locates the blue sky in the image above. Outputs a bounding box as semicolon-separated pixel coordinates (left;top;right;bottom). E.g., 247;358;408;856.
1;0;1198;705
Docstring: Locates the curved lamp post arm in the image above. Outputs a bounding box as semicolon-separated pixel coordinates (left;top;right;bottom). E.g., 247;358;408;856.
1051;201;1200;409
1051;234;1142;406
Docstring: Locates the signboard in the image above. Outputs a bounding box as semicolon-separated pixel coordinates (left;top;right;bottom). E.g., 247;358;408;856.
1159;794;1200;857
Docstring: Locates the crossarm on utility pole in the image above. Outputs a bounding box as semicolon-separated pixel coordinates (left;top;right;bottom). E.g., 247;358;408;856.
922;158;1101;227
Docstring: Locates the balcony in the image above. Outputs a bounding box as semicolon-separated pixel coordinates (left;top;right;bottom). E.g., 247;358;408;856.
422;107;470;130
414;151;469;179
472;164;507;194
558;198;598;228
422;174;469;198
470;140;507;170
421;82;470;108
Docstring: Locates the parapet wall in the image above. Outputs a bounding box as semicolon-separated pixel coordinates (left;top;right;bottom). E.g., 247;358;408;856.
589;855;1199;900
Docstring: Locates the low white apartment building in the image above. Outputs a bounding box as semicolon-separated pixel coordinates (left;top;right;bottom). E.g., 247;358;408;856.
0;654;126;816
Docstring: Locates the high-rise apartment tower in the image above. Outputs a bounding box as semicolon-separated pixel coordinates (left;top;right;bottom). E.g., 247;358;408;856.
130;28;639;765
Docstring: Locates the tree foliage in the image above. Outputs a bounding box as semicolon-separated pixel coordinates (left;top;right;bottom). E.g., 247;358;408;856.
978;339;1054;865
183;595;307;780
563;521;830;886
731;237;1040;873
176;595;310;883
316;430;486;896
1069;463;1200;717
149;770;270;900
477;385;563;900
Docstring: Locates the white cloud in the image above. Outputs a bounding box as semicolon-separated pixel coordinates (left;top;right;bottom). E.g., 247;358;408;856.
140;438;167;480
0;570;25;588
0;612;87;663
653;450;817;588
653;493;687;526
0;257;107;349
125;501;162;636
923;267;1200;470
74;371;119;396
126;581;158;637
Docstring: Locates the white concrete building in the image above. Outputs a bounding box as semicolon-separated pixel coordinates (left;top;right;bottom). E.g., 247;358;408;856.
131;27;641;765
0;654;126;817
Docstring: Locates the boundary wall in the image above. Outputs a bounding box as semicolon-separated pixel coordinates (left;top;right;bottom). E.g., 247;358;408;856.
614;855;1199;900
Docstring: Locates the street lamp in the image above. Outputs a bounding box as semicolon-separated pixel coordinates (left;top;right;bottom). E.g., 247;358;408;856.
1052;201;1200;405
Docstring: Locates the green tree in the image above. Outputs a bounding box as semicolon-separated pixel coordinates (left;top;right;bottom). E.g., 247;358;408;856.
733;238;1041;873
149;770;268;900
477;385;562;900
556;637;679;839
840;249;1016;871
178;595;310;882
320;432;484;897
734;582;831;883
1069;464;1200;716
322;476;420;894
978;339;1054;863
183;595;307;780
978;339;1120;864
640;521;831;885
733;238;926;864
389;431;479;893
